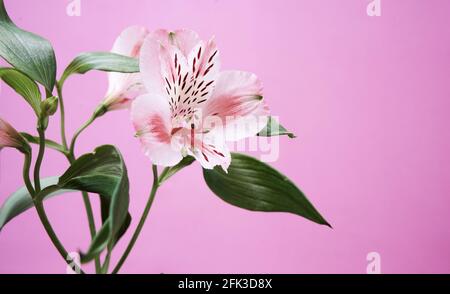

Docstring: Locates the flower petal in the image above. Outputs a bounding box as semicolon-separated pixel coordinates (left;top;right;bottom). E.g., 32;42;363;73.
159;42;189;101
106;26;149;109
143;143;183;167
139;31;186;98
0;117;28;151
171;29;200;57
104;72;146;110
201;71;269;141
111;26;150;57
167;37;221;119
189;134;231;171
187;37;220;86
131;94;182;166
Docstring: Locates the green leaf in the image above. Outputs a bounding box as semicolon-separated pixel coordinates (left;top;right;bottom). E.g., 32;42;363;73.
114;213;131;246
99;193;131;247
60;52;139;85
257;116;296;138
0;67;41;116
203;153;330;227
158;156;195;184
57;145;129;235
54;145;130;262
0;177;74;231
80;219;111;263
20;132;67;154
0;145;131;262
0;0;56;91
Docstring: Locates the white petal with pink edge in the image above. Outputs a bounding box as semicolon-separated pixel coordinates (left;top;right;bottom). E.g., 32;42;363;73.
188;132;231;171
131;94;183;166
111;26;150;57
171;29;200;57
201;70;269;141
105;26;149;110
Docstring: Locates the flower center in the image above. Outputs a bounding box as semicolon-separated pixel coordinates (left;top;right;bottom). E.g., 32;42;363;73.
163;45;218;122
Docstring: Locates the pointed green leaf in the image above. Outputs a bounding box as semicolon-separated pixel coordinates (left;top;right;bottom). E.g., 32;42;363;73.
80;219;111;263
57;145;130;235
0;177;74;230
54;145;130;261
1;145;131;262
203;153;330;227
60;52;139;85
257;116;296;138
0;68;41;116
0;0;56;91
99;195;131;247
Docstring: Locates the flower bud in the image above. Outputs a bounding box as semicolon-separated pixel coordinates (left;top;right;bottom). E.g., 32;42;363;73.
0;118;30;153
40;96;59;117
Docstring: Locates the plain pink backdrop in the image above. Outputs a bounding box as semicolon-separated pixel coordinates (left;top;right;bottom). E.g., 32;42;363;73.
1;0;450;273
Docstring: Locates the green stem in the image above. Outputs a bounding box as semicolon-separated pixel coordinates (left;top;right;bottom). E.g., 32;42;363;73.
56;81;68;150
82;191;101;273
34;199;85;274
32;125;85;273
68;117;103;273
102;249;112;274
22;144;82;273
157;167;171;185
112;165;159;274
59;80;101;273
23;151;35;195
33;127;46;192
69;114;97;157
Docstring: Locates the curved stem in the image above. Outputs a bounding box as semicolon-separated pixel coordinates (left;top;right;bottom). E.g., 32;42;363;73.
112;165;159;274
56;81;68;150
31;126;86;273
23;151;35;195
69;114;96;157
33;127;46;192
34;199;85;274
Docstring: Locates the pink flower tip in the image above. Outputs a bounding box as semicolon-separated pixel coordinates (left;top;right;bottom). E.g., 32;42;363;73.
102;26;150;113
0;118;30;153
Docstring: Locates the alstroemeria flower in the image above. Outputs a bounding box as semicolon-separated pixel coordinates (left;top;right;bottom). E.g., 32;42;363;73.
0;118;29;153
131;29;269;170
102;26;149;111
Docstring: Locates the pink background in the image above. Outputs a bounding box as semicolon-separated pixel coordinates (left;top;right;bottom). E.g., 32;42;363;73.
1;0;450;274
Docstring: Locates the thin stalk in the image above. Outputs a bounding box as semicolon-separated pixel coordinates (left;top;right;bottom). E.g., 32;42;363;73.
32;125;85;273
23;151;35;195
22;144;83;272
102;249;112;274
33;127;46;192
112;165;159;274
56;81;68;150
69;114;96;157
58;80;101;273
34;200;85;274
81;191;101;272
157;167;171;185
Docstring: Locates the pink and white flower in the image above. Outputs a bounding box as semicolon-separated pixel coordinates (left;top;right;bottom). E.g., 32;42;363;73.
131;29;269;170
102;26;149;111
0;118;29;152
